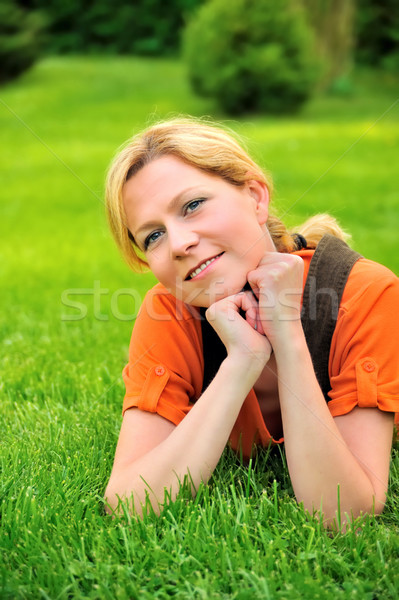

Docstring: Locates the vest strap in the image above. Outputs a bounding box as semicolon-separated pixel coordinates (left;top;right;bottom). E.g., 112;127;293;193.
300;234;362;400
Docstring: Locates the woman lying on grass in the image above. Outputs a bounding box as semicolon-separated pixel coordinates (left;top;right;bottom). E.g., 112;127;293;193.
104;117;398;526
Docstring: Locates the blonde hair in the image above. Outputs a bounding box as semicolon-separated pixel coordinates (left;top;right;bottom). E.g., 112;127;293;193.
105;117;349;270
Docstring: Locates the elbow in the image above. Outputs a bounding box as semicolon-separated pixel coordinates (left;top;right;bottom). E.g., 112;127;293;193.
103;476;131;516
301;490;387;528
103;478;158;519
103;482;119;516
351;489;388;519
368;492;387;517
103;484;136;517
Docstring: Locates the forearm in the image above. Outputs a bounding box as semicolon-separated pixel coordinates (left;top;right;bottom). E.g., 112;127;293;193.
274;326;378;523
106;357;260;516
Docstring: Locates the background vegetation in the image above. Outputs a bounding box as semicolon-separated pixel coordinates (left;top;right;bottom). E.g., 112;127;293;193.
355;0;399;70
183;0;320;114
2;1;399;109
11;0;203;56
0;0;44;84
1;53;398;598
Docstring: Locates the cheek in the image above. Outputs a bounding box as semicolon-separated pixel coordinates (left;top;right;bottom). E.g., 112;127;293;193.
147;254;172;284
226;212;264;252
213;210;253;242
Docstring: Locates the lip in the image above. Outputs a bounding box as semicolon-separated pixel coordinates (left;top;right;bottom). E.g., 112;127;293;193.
185;252;224;281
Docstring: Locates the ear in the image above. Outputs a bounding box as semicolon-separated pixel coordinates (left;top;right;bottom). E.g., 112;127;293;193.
245;180;270;225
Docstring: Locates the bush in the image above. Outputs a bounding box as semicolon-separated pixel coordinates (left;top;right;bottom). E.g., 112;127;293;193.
355;0;399;72
183;0;321;114
24;0;204;56
0;0;44;84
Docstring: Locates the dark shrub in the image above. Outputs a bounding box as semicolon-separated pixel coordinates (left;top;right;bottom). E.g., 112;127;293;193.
0;0;44;84
355;0;399;72
24;0;204;56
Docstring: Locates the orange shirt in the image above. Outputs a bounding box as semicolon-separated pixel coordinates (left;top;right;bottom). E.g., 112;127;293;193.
122;250;399;458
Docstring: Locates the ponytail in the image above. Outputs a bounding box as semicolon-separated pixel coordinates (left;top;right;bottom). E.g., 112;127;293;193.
268;213;351;252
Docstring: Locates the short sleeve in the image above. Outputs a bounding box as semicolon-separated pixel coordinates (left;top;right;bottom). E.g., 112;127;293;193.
328;259;399;418
122;284;204;425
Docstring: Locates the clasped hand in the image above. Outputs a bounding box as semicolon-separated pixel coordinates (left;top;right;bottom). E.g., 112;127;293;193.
206;252;304;369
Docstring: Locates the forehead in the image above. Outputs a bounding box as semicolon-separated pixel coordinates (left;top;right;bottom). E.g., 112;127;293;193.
125;155;213;195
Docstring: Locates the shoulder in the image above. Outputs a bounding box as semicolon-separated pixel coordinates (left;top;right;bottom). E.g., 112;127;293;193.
330;255;399;378
341;257;398;313
123;284;205;420
140;283;201;323
293;247;398;305
129;282;203;363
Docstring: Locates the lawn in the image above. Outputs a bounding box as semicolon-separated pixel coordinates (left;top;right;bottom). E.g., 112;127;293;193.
0;56;398;599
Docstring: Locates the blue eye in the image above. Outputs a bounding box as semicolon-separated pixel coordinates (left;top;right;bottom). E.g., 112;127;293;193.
143;198;206;250
184;198;205;214
144;230;163;250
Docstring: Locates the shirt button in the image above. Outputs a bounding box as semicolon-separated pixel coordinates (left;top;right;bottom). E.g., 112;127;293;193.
362;360;375;373
155;366;165;376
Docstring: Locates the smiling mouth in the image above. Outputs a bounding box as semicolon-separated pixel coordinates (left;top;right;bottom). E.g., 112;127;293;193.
185;253;224;280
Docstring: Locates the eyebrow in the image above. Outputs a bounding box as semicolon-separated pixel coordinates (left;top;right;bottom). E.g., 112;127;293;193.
133;186;208;239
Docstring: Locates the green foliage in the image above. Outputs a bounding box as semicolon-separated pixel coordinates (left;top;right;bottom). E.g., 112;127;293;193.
355;0;399;71
0;0;44;84
25;0;204;55
183;0;321;115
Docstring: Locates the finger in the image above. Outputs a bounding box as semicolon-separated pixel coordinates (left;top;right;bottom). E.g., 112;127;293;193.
233;290;258;316
234;292;266;336
254;312;266;336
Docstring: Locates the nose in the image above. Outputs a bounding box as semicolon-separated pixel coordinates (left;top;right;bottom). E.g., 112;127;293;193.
168;222;199;259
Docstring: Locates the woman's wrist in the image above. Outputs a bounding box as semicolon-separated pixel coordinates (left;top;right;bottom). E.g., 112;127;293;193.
223;349;268;380
269;320;307;359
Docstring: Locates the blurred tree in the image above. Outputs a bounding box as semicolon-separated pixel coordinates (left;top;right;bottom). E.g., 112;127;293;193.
183;0;321;115
21;0;204;55
0;0;44;84
355;0;399;71
302;0;355;89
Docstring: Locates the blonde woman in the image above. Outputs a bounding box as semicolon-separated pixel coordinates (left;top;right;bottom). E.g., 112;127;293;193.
104;118;398;525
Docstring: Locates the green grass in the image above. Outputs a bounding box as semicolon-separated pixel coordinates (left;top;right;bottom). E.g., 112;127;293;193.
1;56;398;599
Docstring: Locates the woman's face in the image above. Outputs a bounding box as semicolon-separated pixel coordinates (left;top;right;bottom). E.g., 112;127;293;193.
123;155;274;307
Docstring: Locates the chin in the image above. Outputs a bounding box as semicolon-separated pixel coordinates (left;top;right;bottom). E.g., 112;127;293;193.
183;277;249;308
